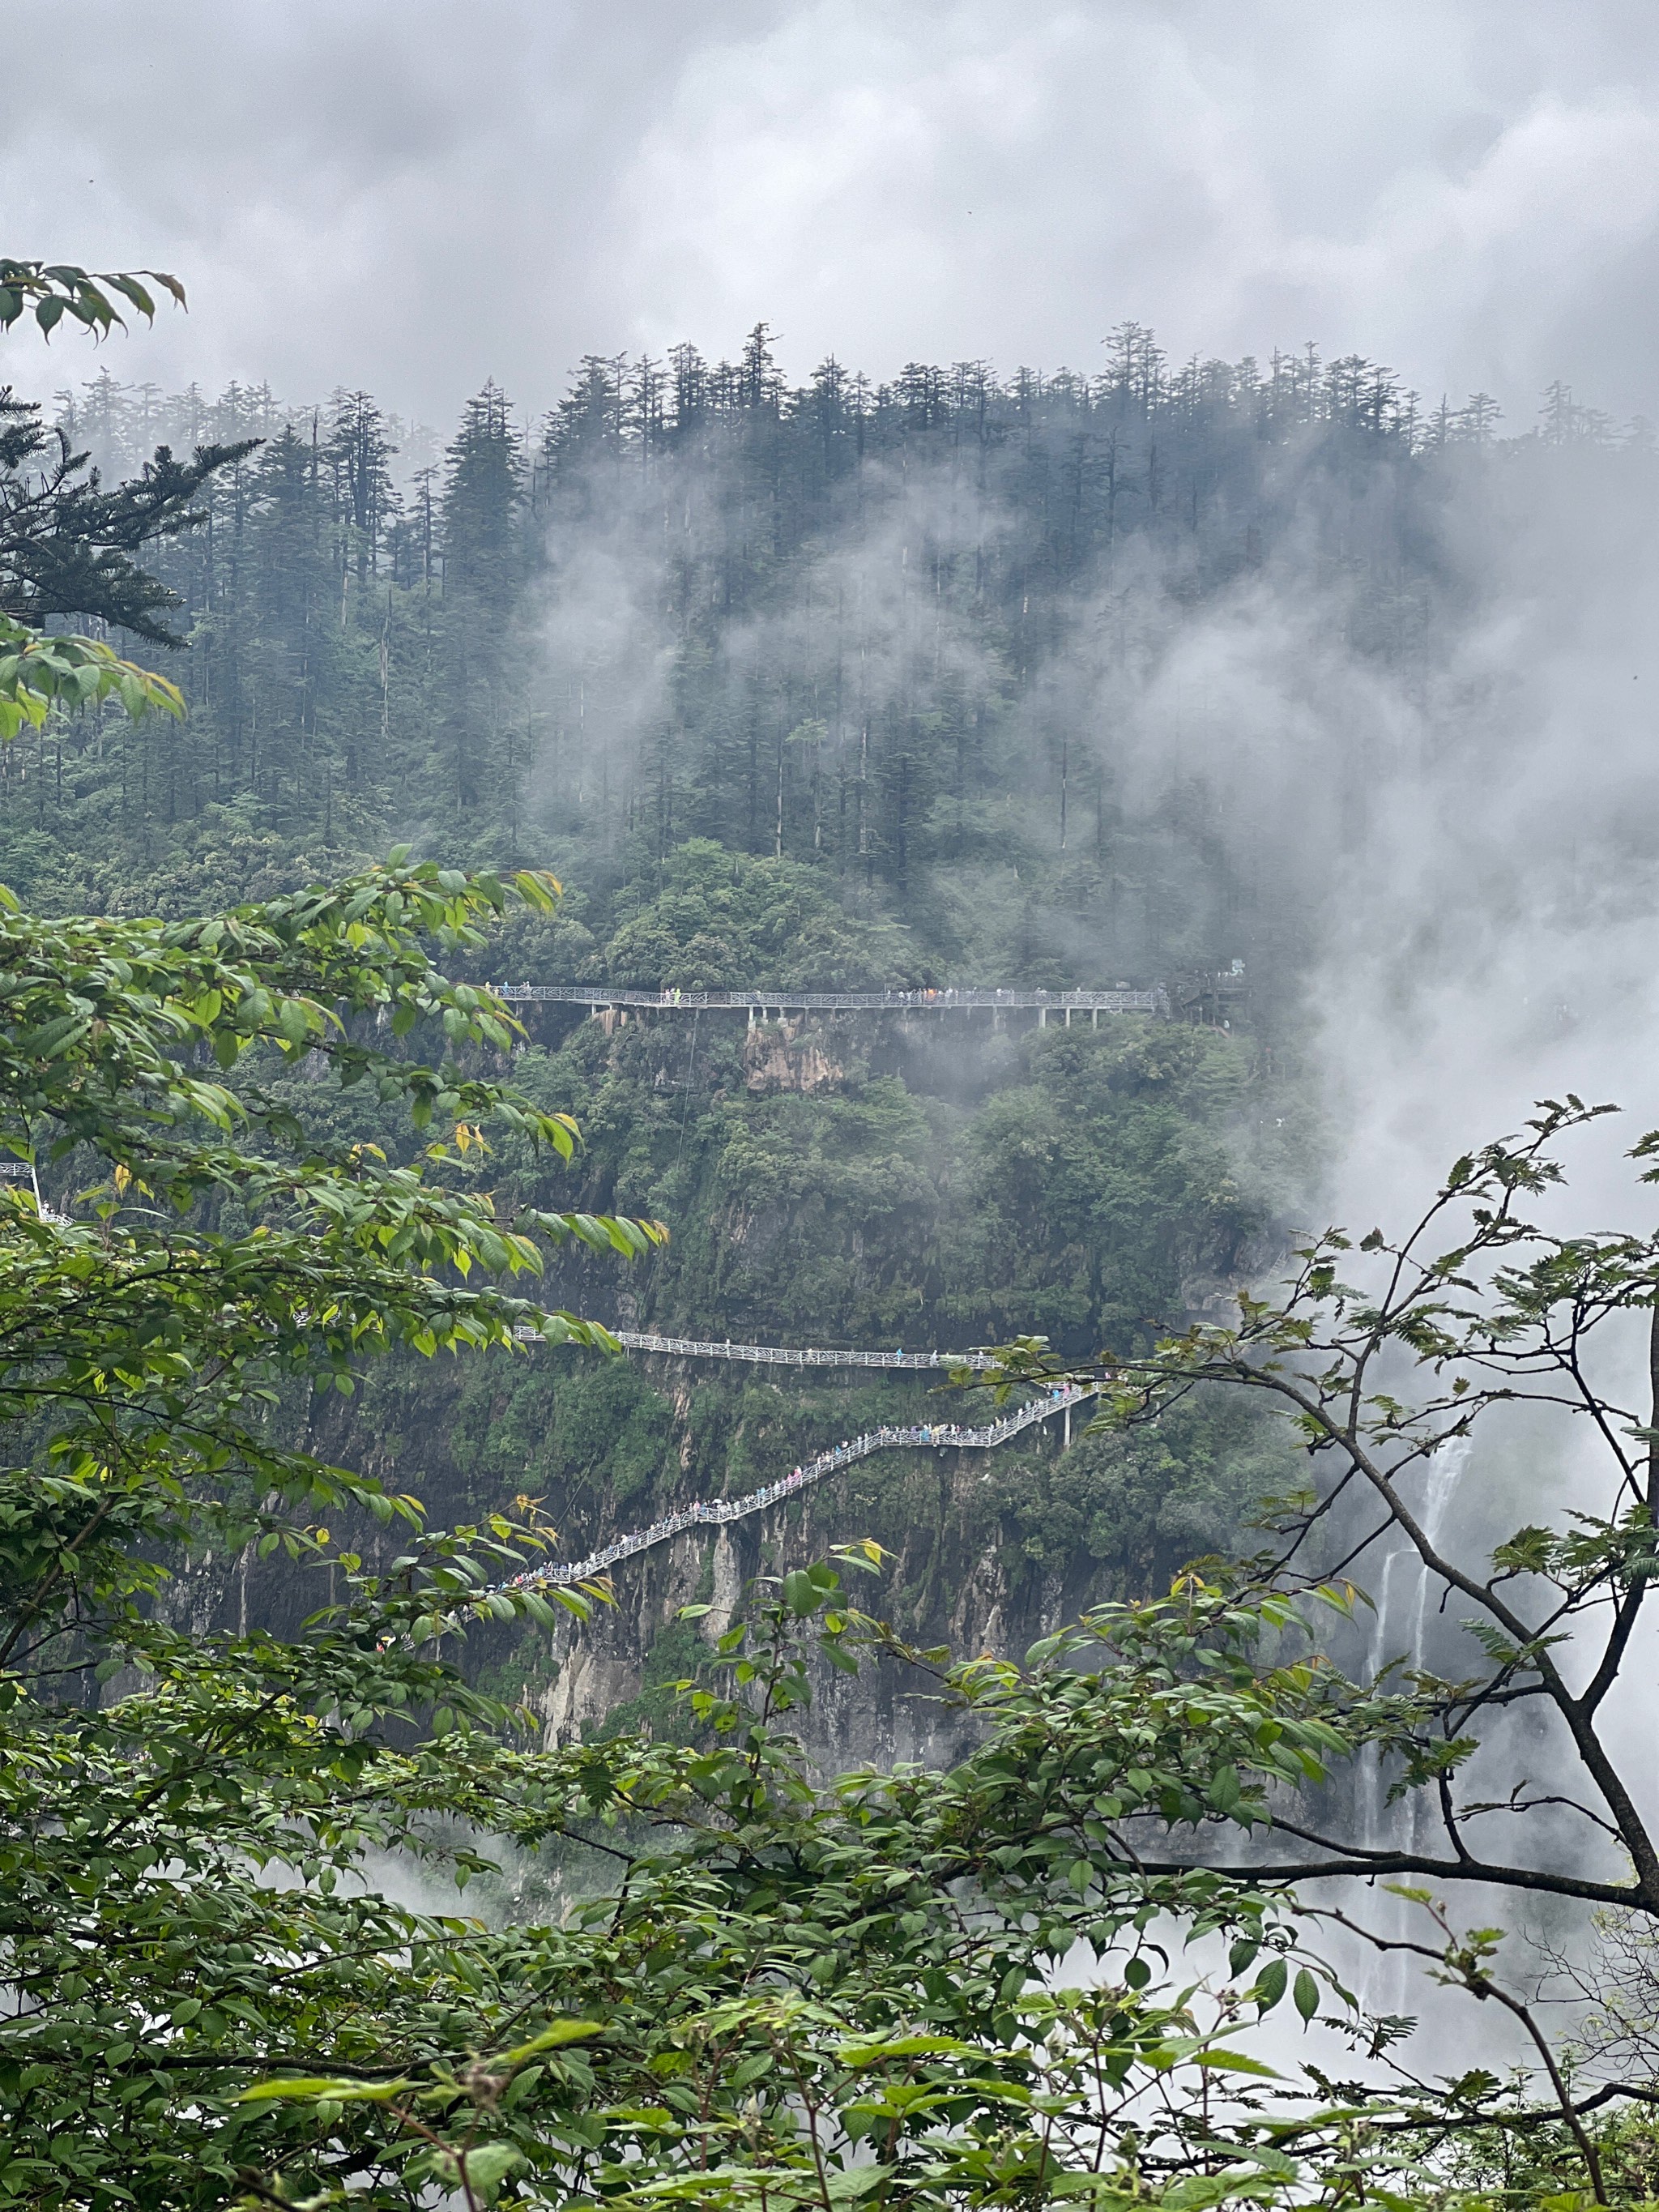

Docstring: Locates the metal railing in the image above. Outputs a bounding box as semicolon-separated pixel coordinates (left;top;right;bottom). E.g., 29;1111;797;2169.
493;984;1168;1017
490;1384;1097;1593
530;1326;1001;1373
0;1161;70;1226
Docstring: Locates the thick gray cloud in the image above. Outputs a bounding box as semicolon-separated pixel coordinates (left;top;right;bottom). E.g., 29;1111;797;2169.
6;0;1659;425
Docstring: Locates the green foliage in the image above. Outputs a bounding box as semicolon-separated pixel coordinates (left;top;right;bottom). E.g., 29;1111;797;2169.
985;1387;1288;1585
941;1024;1260;1346
0;846;1341;2205
1;253;248;756
0;857;1640;2208
200;1557;1408;2212
447;1348;678;1514
0;613;183;739
502;1010;1265;1359
600;839;923;989
0;259;185;339
0;857;674;2199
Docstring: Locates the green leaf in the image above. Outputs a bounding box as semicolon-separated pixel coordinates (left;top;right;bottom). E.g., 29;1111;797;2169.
1253;1958;1287;2012
782;1568;818;1616
457;2143;523;2198
238;2076;412;2103
1195;2048;1282;2077
501;2020;604;2064
838;2035;976;2066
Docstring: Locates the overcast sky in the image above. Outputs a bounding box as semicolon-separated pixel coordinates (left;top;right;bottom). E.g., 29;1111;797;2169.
7;0;1659;434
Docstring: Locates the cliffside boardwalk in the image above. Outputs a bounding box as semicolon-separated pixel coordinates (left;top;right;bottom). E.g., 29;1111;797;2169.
494;983;1169;1023
488;980;1178;1591
494;1383;1098;1594
529;1327;1004;1372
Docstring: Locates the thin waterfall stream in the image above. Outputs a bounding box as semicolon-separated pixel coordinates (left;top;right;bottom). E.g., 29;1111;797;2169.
1354;1437;1470;2018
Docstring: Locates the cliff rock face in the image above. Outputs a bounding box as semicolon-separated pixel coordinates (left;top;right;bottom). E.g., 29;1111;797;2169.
151;1009;1281;1763
526;1441;1081;1766
743;1018;843;1094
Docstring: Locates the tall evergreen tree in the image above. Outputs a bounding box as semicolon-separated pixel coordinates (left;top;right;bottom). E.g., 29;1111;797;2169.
326;388;399;591
437;382;527;822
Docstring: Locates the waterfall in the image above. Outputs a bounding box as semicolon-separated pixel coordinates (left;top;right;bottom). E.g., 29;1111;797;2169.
1353;1435;1470;2018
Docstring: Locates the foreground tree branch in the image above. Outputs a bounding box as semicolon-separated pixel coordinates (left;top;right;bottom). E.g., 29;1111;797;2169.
980;1098;1659;1940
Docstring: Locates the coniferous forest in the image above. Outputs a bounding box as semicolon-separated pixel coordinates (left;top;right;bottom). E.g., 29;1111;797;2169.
13;323;1545;968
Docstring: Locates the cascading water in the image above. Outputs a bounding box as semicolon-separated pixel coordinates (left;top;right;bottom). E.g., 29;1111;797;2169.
1354;1435;1471;2018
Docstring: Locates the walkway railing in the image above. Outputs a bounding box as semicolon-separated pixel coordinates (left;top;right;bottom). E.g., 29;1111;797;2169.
542;1327;1001;1373
493;984;1168;1018
0;1161;70;1226
492;1385;1096;1593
